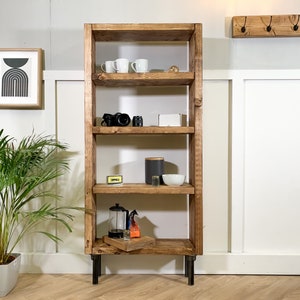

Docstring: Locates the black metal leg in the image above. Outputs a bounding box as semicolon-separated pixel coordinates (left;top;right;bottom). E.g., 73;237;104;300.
91;254;194;285
91;255;101;284
184;255;188;277
185;255;196;285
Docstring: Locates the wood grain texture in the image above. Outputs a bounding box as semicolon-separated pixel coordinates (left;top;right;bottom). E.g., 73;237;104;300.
103;236;155;252
189;23;203;254
92;238;195;255
90;23;196;41
92;183;194;195
5;274;300;300
84;23;96;254
93;72;194;86
92;126;195;135
84;23;203;261
232;15;300;38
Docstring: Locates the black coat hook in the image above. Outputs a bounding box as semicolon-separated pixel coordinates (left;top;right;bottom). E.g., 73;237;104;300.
293;15;300;31
241;16;247;33
266;16;273;32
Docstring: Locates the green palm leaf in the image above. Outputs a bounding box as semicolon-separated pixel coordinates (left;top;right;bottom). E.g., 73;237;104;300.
0;130;83;265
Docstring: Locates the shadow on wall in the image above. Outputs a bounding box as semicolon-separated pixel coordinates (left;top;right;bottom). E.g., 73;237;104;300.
103;254;185;275
16;155;85;254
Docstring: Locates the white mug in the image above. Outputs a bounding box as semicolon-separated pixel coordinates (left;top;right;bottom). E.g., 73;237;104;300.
131;59;148;73
101;61;115;73
113;58;129;73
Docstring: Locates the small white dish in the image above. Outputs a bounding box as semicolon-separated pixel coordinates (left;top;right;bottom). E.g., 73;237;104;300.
162;174;185;186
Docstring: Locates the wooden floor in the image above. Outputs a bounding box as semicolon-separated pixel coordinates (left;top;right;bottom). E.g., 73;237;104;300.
5;274;300;299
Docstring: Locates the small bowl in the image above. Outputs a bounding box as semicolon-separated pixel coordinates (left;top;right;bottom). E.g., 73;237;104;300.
162;174;185;186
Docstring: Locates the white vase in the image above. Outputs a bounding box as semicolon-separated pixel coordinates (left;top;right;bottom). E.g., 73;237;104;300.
0;253;21;297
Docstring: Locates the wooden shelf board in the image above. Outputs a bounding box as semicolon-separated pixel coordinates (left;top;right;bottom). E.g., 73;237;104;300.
92;238;195;255
93;183;194;194
92;126;194;135
232;15;300;38
92;72;194;86
89;23;196;42
103;236;155;252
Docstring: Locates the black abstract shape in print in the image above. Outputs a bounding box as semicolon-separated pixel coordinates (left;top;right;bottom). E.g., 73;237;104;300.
2;58;29;97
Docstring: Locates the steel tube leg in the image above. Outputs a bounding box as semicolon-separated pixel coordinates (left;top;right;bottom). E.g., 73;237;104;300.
184;255;188;277
186;255;196;285
91;255;101;284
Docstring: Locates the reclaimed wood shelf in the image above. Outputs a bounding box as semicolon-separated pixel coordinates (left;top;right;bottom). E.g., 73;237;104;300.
103;236;155;252
93;183;194;194
90;23;196;42
84;23;203;286
92;72;194;86
92;238;195;255
232;14;300;38
92;126;194;135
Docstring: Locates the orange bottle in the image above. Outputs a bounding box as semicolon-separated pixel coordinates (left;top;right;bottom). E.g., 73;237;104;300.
129;210;141;238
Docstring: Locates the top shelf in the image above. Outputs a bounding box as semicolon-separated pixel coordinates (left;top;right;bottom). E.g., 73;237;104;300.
88;23;197;42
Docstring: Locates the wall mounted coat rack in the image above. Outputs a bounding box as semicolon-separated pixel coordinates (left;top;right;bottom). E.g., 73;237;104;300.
232;14;300;38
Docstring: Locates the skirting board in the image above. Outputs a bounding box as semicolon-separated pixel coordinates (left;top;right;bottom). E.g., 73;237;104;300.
19;253;300;275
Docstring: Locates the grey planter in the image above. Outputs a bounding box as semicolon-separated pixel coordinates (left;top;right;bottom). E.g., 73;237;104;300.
0;253;21;297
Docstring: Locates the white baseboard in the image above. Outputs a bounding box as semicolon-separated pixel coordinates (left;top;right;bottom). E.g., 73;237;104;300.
196;253;300;275
20;253;92;274
19;252;300;275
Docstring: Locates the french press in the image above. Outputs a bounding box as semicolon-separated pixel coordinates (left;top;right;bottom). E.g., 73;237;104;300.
108;203;129;238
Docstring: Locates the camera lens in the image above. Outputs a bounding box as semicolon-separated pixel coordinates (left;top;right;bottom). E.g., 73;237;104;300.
116;113;130;126
133;116;143;127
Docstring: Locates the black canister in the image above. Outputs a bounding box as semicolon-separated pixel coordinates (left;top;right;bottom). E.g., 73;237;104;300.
145;157;164;184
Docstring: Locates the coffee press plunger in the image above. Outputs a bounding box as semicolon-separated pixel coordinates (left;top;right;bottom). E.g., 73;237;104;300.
108;203;129;238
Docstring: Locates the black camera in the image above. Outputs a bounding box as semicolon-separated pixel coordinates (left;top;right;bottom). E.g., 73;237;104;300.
101;113;131;126
132;116;143;127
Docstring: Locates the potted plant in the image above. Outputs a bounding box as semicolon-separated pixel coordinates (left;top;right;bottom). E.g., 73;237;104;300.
0;129;82;297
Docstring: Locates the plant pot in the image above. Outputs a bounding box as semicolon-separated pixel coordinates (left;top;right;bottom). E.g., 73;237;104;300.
0;253;21;297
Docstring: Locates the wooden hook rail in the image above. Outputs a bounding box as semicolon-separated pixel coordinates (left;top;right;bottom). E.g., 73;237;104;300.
232;14;300;38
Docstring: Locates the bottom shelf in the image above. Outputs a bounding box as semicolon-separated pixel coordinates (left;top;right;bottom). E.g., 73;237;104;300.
91;238;195;255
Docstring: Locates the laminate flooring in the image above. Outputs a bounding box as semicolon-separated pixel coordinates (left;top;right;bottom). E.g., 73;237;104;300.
4;274;300;300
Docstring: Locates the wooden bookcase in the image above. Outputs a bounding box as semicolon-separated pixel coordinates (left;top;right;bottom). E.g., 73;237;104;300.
84;23;203;285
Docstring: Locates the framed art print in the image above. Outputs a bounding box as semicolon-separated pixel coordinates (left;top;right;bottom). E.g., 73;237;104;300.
0;48;43;109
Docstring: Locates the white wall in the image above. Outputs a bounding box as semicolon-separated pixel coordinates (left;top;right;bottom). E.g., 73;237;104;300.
1;0;300;275
1;0;300;70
